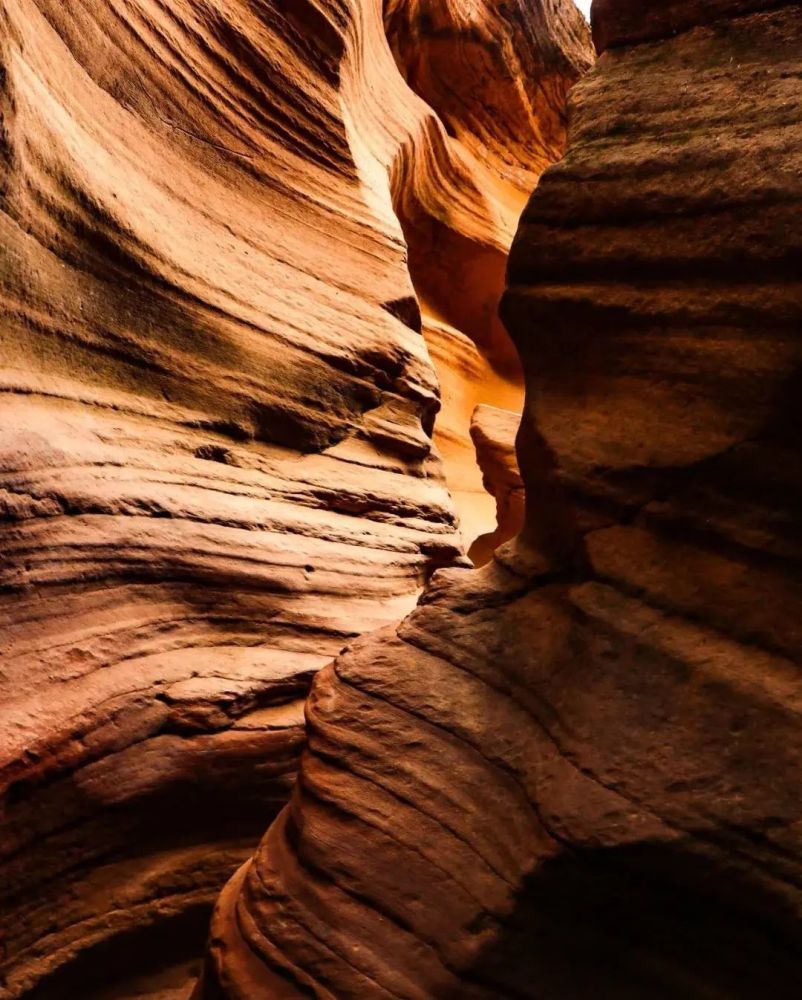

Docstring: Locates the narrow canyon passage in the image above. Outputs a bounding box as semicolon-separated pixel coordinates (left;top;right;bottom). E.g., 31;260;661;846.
5;1;800;999
396;193;526;563
197;2;802;999
383;0;590;560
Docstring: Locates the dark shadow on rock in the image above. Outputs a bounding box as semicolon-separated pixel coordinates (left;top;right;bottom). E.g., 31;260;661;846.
454;840;802;1000
25;906;209;1000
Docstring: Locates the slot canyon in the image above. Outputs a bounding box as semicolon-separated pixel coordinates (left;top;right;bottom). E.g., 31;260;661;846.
0;0;800;998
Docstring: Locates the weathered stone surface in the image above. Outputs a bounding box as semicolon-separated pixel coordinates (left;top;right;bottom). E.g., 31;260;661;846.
592;0;800;51
197;3;802;997
0;0;592;993
504;0;802;579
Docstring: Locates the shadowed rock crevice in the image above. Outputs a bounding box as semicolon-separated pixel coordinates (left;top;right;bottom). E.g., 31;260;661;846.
23;911;208;1000
455;842;802;1000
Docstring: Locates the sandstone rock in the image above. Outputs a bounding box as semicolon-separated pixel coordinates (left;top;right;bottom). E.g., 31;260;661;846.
0;0;564;993
592;0;800;51
197;2;802;997
385;0;591;552
468;405;525;566
0;0;591;991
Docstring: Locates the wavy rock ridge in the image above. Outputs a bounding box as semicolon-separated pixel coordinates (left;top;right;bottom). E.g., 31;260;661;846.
198;2;802;997
0;0;590;995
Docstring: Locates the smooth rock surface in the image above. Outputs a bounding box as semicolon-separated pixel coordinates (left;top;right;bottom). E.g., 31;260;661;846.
385;0;592;551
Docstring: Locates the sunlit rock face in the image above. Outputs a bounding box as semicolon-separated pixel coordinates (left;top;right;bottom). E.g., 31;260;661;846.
197;2;802;998
468;405;524;567
386;0;592;552
0;0;590;994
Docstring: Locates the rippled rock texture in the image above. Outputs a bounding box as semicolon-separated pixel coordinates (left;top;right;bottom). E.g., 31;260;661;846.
198;2;802;997
0;0;590;995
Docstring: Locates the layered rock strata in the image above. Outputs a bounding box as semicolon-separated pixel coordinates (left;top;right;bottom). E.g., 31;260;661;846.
198;2;802;997
0;0;590;994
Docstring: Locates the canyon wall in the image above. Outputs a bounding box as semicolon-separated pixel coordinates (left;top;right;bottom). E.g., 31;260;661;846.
198;2;802;997
0;0;589;995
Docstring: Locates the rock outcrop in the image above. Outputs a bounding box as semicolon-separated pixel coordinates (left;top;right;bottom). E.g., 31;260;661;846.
197;2;802;997
0;0;589;995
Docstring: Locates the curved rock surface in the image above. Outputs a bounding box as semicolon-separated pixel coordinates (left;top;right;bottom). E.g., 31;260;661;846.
387;0;592;551
198;2;802;997
0;0;590;994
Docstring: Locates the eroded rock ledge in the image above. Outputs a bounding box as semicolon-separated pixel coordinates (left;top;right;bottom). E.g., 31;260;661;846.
197;2;802;997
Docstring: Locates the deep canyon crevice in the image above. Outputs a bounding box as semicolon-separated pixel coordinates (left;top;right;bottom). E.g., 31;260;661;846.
197;2;802;998
381;0;591;559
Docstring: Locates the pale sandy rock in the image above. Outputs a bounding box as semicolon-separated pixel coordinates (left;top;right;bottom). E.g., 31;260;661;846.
468;405;524;566
424;320;522;555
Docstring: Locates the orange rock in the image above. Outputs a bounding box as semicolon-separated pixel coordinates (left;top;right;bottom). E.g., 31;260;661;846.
468;405;525;566
386;0;591;550
197;2;802;997
0;0;590;993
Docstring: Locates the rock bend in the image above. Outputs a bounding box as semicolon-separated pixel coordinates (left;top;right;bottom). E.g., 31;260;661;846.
197;2;802;998
0;0;590;994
